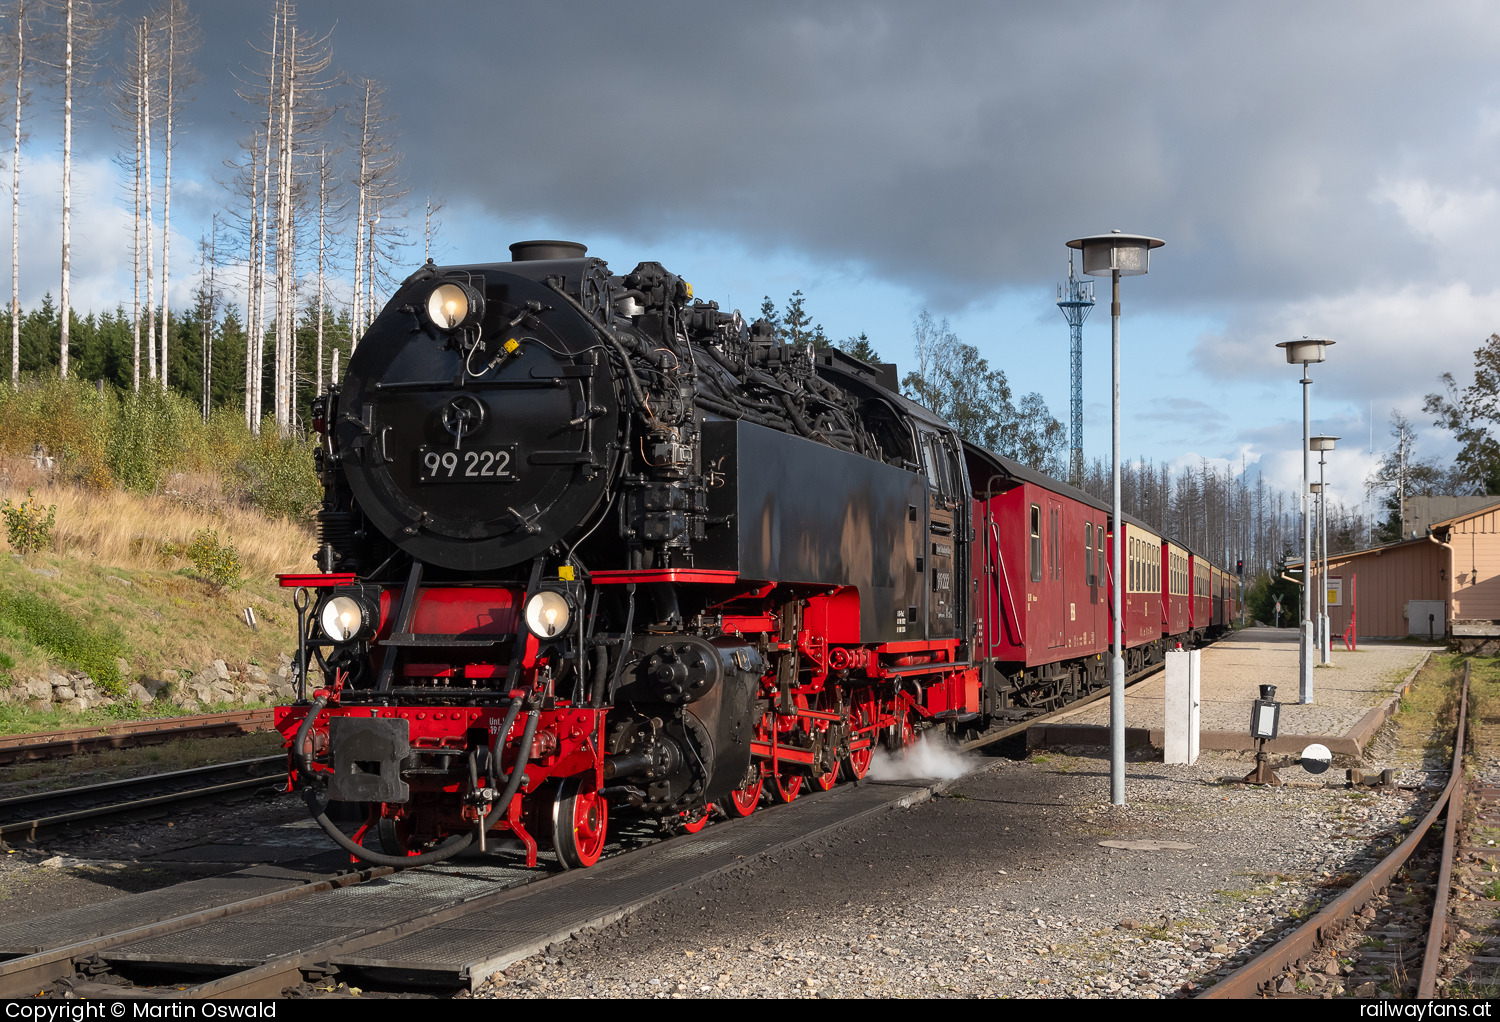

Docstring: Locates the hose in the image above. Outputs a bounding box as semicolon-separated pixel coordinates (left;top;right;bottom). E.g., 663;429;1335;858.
294;695;537;869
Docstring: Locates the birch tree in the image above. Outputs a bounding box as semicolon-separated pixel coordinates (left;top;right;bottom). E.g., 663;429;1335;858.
2;0;35;387
348;77;406;343
112;14;152;391
151;0;198;393
46;0;113;379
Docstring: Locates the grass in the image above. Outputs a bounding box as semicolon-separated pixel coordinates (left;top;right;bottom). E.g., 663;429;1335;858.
0;456;306;724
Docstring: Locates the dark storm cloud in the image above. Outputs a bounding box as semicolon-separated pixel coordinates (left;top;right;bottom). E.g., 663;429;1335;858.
82;2;1500;322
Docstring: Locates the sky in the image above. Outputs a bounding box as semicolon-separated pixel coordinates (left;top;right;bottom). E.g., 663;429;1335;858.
4;0;1498;520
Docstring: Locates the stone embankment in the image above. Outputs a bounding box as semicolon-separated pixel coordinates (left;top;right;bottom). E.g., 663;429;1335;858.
2;655;298;714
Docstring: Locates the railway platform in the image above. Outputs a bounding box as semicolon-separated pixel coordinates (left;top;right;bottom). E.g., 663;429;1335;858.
1027;626;1442;759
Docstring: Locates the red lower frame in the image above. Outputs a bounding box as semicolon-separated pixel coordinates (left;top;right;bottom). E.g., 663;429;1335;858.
276;702;607;868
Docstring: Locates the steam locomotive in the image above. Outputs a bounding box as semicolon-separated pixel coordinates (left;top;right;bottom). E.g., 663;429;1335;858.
275;240;1237;869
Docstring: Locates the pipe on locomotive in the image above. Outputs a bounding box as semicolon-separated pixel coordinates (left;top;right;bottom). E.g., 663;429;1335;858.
293;694;539;868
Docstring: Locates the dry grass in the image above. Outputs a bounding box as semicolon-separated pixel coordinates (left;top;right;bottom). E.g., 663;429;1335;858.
0;458;311;578
0;459;307;721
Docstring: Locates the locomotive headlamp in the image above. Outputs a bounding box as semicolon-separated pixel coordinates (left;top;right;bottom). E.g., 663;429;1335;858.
524;590;572;638
424;281;484;331
320;595;368;643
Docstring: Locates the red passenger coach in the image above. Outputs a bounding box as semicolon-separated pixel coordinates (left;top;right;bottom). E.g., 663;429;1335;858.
967;446;1110;711
1162;540;1191;639
1190;556;1212;639
1114;517;1165;660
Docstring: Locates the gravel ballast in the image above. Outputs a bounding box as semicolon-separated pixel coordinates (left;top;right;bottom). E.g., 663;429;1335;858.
476;747;1429;999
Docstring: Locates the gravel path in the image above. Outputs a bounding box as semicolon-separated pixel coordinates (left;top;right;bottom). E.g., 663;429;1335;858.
475;747;1428;999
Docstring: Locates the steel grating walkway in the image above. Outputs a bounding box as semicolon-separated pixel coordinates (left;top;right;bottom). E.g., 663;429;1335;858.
0;863;331;957
333;778;940;988
23;775;943;990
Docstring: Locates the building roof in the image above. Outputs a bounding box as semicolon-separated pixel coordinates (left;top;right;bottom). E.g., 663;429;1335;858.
1429;495;1500;530
1287;533;1433;570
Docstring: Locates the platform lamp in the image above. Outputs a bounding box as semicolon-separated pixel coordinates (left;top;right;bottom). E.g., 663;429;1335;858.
1067;230;1164;807
1310;435;1339;665
1276;338;1334;705
1309;482;1325;659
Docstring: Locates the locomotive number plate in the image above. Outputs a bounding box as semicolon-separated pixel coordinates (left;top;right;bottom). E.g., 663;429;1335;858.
415;444;519;483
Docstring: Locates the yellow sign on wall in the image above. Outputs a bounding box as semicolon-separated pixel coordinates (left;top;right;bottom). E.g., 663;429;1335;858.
1327;576;1342;607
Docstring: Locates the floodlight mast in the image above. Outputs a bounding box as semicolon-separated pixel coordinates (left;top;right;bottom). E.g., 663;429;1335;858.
1057;256;1095;488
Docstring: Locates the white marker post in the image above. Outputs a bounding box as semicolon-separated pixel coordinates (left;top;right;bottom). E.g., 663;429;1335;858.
1164;648;1200;765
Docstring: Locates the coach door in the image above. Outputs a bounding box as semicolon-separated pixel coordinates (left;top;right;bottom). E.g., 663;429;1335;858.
919;430;958;639
1047;498;1065;648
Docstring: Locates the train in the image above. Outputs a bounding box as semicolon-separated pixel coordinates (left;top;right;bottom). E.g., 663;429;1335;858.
274;240;1241;870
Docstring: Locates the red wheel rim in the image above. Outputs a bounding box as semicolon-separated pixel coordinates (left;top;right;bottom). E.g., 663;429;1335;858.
679;807;711;833
554;782;608;869
844;702;875;780
811;760;838;791
724;775;763;817
571;790;607;866
771;771;801;803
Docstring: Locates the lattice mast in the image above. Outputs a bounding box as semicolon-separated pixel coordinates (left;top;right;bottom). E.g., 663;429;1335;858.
1056;254;1095;487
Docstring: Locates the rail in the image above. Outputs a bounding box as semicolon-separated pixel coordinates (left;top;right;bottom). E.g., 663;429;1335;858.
0;709;276;763
0;756;285;843
1200;660;1469;999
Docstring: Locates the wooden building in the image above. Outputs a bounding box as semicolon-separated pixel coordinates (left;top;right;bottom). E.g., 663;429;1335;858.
1294;501;1500;649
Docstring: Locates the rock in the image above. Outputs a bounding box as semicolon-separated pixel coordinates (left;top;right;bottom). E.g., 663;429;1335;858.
243;683;272;703
47;670;70;688
106;575;132;588
278;652;293;666
271;682;296;702
1119;919;1137;929
212;659;230;681
115;657;131;678
29;567;59;578
175;698;201;714
52;685;76;702
64;697;89;713
40;856;63;868
127;683;154;704
190;669;217;690
210;681;236;703
276;665;292;680
245;664;270;684
26;699;49;712
1278;977;1296;994
141;677;166;698
23;677;51;701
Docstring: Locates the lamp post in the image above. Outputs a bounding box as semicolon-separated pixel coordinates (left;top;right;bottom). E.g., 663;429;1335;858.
1067;229;1164;806
1276;338;1334;704
1310;436;1339;664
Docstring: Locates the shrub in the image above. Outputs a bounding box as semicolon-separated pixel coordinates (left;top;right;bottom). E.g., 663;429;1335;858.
186;528;244;590
0;586;126;695
1;488;56;556
229;424;320;522
0;378;321;524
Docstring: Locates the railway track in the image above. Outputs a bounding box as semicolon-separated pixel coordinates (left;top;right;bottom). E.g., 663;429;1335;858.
0;771;959;997
1200;660;1471;999
0;709;276;764
0;656;1177;997
0;756;286;844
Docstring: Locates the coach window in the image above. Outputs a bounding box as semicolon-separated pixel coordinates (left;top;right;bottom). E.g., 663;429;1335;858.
1097;527;1106;586
1085;523;1094;584
1030;505;1041;582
